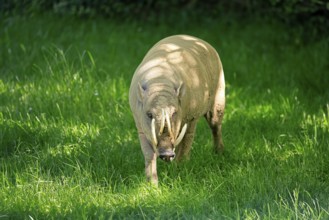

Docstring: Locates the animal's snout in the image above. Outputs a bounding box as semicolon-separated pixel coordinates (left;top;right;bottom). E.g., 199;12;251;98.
159;151;175;162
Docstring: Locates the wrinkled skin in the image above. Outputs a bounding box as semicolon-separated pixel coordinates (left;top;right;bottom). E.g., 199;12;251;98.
129;35;225;186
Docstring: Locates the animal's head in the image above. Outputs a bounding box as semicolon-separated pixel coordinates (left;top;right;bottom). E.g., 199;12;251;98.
137;81;187;162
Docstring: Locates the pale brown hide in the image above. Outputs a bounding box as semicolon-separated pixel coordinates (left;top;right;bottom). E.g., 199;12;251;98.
129;35;225;186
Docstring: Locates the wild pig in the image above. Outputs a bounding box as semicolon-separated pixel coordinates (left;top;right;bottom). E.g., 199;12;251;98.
129;35;225;185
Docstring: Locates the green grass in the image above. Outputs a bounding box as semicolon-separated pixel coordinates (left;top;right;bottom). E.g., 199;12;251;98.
1;14;329;219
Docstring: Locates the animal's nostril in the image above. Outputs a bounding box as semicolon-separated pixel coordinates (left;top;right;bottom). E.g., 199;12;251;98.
159;154;175;162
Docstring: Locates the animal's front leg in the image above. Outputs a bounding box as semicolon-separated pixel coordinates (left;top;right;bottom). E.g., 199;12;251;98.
175;120;197;161
138;132;158;186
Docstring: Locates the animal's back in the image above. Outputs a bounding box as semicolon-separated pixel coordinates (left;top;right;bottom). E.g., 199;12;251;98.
143;35;221;84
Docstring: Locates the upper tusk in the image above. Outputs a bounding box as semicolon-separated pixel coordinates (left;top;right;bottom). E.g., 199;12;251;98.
151;118;158;147
159;109;165;135
165;110;175;140
174;123;187;146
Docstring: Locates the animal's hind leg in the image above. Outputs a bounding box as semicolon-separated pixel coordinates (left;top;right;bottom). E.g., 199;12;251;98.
205;107;225;153
205;79;225;154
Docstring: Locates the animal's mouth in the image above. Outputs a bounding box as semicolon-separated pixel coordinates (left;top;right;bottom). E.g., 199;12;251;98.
159;152;176;162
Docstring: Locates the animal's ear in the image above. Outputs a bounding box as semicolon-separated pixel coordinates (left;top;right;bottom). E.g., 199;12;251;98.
175;81;184;100
138;82;146;102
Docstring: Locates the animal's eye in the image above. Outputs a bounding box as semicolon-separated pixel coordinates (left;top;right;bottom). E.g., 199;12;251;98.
172;111;177;118
146;112;153;119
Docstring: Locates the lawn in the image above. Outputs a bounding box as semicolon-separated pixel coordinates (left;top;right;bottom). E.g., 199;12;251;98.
1;13;329;219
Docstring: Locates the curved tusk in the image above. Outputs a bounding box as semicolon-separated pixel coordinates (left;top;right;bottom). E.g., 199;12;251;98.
151;118;158;147
165;110;175;140
174;123;187;146
159;109;165;135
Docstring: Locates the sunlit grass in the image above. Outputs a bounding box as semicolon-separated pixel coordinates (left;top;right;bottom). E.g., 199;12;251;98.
0;13;329;219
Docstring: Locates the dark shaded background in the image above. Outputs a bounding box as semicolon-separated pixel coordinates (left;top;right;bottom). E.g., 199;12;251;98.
1;0;329;36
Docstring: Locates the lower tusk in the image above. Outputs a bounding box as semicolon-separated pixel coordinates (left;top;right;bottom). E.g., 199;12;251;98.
174;123;187;146
152;145;158;155
151;118;158;147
